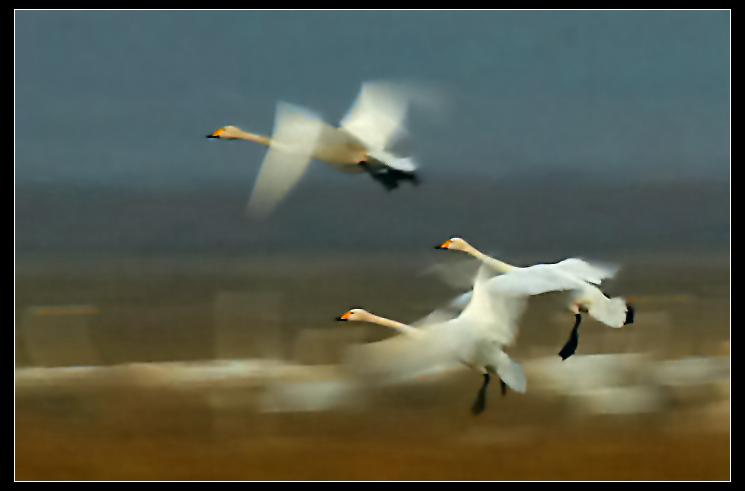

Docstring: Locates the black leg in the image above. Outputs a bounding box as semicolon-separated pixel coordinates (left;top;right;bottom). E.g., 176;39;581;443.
558;313;582;361
471;373;490;415
500;378;508;396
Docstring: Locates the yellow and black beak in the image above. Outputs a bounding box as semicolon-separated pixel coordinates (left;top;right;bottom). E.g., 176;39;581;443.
335;311;353;322
206;128;224;139
434;239;452;250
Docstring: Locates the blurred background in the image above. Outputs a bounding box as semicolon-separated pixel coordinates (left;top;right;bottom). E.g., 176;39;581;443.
15;10;729;480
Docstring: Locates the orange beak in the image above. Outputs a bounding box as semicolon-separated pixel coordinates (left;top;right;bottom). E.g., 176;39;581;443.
335;311;353;321
435;239;452;250
206;128;225;139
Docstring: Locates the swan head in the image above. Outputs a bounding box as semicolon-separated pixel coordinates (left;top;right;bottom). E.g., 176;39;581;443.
434;237;470;252
206;125;244;140
335;308;371;323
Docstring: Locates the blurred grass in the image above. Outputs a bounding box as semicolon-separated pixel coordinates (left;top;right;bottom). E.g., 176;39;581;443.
15;251;730;480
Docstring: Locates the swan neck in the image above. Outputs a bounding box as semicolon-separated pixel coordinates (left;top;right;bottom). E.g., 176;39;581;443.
238;130;271;147
366;314;417;335
466;246;516;273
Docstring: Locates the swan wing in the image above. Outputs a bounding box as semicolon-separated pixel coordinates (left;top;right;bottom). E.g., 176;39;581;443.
412;265;490;331
245;102;324;218
484;264;586;296
341;324;463;384
410;307;459;328
553;258;619;285
440;264;584;320
447;260;617;305
419;257;482;290
340;81;410;151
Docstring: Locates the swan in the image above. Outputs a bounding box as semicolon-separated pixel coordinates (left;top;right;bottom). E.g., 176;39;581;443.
434;237;635;360
334;264;528;415
207;81;421;217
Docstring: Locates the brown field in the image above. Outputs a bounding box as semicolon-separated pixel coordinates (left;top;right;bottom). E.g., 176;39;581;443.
15;404;729;481
15;252;730;480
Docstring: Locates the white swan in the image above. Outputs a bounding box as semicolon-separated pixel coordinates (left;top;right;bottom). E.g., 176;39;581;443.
207;81;421;218
434;237;634;360
335;264;527;415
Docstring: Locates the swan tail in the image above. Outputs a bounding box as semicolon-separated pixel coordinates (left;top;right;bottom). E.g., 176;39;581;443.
589;296;630;328
359;162;419;191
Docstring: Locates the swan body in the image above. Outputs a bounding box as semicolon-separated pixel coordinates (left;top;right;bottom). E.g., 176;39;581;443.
207;81;421;217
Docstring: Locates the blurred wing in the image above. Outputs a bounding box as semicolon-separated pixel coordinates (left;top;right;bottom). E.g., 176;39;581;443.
341;325;462;384
410;307;458;329
340;81;410;150
419;256;482;290
245;102;324;219
553;258;619;285
412;259;487;326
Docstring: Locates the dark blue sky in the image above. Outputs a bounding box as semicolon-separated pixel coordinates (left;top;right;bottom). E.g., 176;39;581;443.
15;10;729;187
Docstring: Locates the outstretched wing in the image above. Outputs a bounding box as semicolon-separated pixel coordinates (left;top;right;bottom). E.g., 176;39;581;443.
442;264;583;315
484;264;586;297
553;258;619;285
245;102;325;219
339;81;411;151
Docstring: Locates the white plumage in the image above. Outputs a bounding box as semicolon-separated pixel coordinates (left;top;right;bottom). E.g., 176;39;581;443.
208;81;426;218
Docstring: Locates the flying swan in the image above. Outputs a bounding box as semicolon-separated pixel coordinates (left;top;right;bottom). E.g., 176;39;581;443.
207;81;422;218
335;264;528;415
